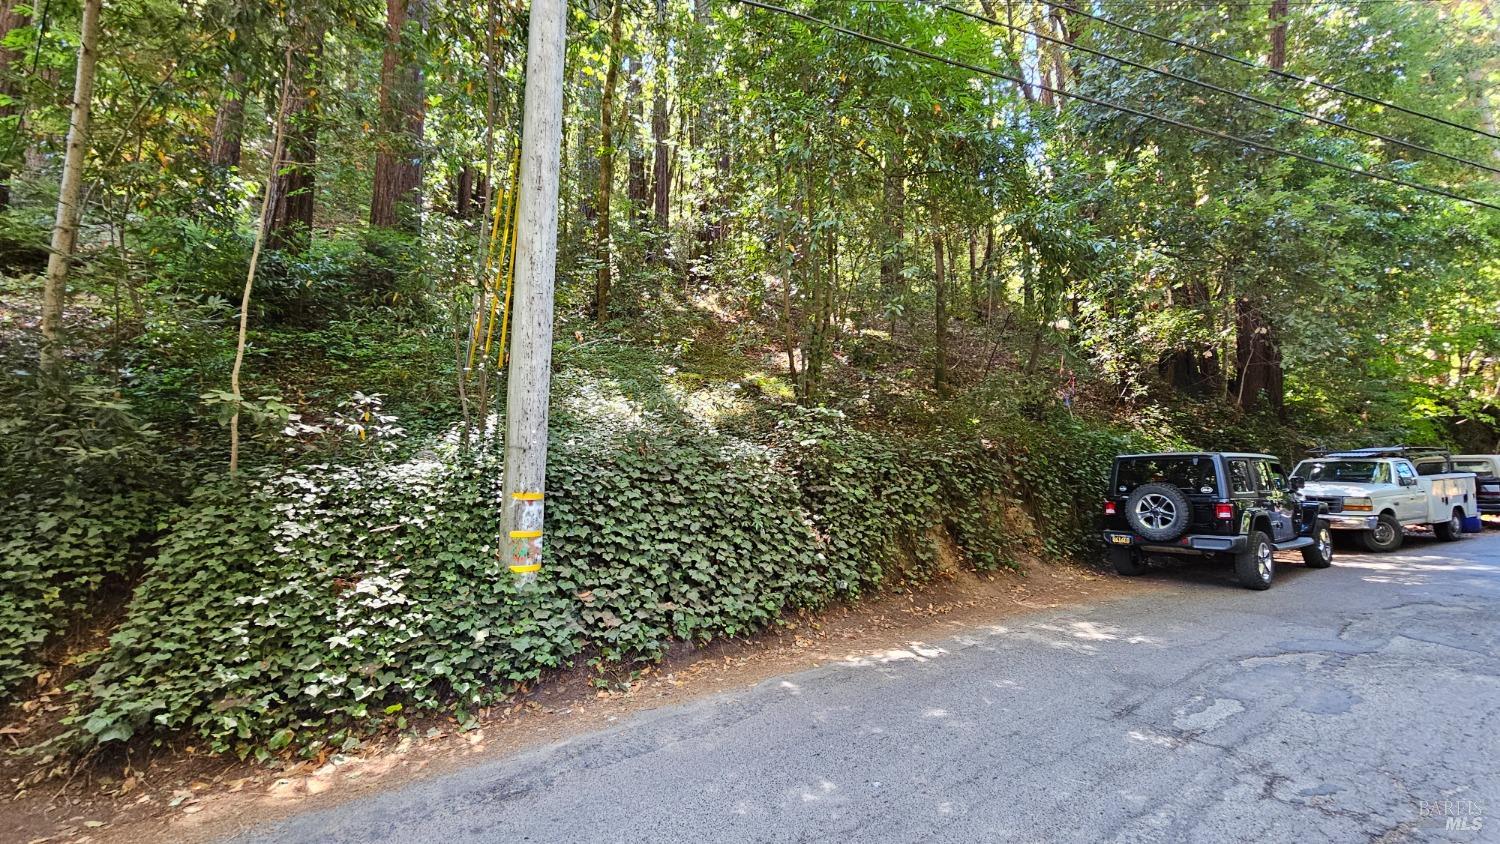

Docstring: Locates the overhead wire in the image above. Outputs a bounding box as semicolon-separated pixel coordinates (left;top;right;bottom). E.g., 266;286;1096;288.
925;0;1500;176
731;0;1500;211
1045;0;1500;141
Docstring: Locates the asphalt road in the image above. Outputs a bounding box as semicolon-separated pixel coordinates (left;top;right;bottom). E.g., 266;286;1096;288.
234;532;1500;844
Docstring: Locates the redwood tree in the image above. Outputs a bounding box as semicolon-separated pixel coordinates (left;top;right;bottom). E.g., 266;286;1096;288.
594;1;624;322
0;0;28;210
369;0;427;232
1233;0;1289;412
266;20;324;253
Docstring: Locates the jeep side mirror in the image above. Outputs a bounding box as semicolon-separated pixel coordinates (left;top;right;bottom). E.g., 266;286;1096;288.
1289;477;1305;491
1400;476;1418;487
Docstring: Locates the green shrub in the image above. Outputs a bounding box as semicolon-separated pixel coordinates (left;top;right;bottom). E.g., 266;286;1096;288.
69;407;829;758
66;394;1078;758
0;491;160;699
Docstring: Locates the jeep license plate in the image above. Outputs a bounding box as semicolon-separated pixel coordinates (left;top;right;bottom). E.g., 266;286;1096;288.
1109;534;1132;545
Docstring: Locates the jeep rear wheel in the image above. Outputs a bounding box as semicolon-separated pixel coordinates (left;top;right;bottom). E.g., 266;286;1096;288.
1433;509;1463;542
1234;530;1274;590
1123;483;1191;542
1108;547;1145;576
1360;514;1403;552
1301;523;1333;568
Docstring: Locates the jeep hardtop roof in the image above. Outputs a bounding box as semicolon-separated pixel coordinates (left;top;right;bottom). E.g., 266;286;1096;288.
1117;451;1276;461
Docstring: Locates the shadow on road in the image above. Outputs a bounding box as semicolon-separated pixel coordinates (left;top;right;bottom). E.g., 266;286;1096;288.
1128;529;1499;591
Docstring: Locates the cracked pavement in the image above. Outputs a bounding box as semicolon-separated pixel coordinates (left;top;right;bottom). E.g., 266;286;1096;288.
233;532;1500;843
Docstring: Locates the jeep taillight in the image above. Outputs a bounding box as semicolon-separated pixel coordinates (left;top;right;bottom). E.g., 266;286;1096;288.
1215;502;1235;521
1104;500;1118;516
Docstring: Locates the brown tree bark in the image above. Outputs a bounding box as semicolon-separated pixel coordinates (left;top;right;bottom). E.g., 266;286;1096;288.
369;0;427;232
594;1;623;322
0;0;29;210
455;165;474;218
650;0;670;232
209;69;247;171
1049;4;1072;104
1232;0;1289;412
266;21;324;254
1234;298;1283;410
625;54;647;224
933;229;949;395
879;145;905;308
1268;0;1289;71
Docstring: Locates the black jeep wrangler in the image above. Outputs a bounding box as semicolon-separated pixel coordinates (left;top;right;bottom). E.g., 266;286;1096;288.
1101;452;1332;590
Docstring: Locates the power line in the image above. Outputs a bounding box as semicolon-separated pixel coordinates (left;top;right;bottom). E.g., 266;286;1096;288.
1089;1;1452;6
927;1;1500;177
731;0;1500;212
1048;1;1500;142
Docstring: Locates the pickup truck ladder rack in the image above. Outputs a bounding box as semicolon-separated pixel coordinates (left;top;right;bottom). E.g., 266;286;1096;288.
1306;445;1451;460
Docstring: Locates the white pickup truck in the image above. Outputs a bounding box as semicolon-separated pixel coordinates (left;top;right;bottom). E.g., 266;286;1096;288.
1291;447;1478;551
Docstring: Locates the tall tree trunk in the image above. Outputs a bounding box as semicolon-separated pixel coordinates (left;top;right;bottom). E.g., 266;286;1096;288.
209;68;247;171
1049;4;1072;104
0;0;30;209
594;1;623;322
455;165;474;217
879;143;905;323
933;229;949;396
369;0;427;231
1234;0;1289;412
625;54;647;223
650;0;670;233
1268;0;1289;71
574;83;597;227
267;21;324;254
39;0;101;380
1234;298;1283;410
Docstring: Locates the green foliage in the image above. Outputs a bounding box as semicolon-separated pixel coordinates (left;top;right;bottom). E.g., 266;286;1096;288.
0;491;160;699
0;378;167;496
68;418;810;754
66;387;1120;758
778;408;1019;595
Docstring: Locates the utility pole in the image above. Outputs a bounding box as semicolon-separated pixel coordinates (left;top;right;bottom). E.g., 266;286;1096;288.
500;0;566;583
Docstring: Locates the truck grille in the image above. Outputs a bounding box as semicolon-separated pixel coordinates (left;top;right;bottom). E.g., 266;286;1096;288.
1306;495;1345;513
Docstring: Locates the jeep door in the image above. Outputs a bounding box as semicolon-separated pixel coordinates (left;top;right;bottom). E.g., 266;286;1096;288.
1255;460;1297;542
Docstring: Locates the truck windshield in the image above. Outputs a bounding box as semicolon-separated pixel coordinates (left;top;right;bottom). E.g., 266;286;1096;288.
1294;460;1391;484
1114;457;1220;495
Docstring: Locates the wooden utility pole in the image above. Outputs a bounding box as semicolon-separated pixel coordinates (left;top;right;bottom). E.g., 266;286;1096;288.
40;0;102;380
500;0;566;582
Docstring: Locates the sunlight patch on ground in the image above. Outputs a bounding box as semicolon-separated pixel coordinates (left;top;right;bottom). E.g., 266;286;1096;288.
1127;729;1185;749
838;641;949;667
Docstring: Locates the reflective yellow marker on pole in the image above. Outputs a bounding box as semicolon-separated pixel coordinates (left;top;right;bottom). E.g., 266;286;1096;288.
508;491;545;584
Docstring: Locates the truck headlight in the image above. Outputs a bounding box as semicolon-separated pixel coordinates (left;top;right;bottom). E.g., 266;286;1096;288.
1343;497;1373;512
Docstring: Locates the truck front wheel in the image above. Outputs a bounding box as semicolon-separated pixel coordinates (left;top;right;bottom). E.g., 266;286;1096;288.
1361;514;1403;552
1433;509;1464;542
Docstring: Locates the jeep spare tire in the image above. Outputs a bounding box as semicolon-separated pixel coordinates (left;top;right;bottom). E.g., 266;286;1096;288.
1124;483;1191;542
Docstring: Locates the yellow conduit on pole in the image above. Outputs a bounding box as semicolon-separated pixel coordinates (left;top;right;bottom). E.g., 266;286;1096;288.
467;181;511;371
494;154;523;368
482;150;522;359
